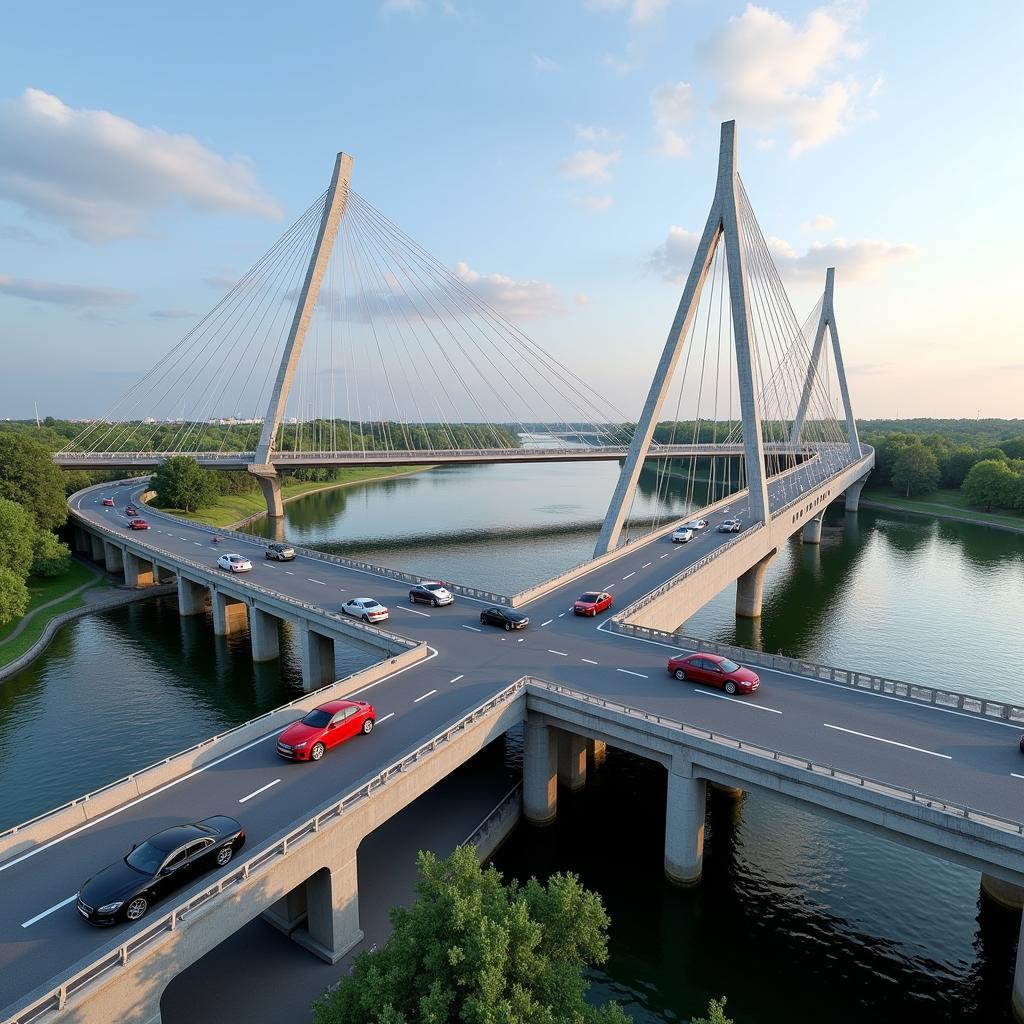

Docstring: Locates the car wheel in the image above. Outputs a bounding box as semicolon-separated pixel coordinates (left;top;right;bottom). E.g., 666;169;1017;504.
362;717;374;734
504;622;512;631
362;614;370;623
216;845;234;867
125;896;149;921
409;593;416;603
431;598;438;607
724;681;737;695
674;669;686;681
310;742;326;761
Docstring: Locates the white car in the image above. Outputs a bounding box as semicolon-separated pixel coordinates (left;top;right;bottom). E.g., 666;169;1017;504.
681;519;707;531
717;519;742;533
217;553;252;573
342;597;389;623
671;527;694;543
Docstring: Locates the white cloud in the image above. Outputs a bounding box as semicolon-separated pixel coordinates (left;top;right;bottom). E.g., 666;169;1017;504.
0;89;280;242
801;213;835;232
572;194;614;213
575;292;594;305
575;124;623;144
455;261;563;320
647;225;916;285
203;271;240;290
650;81;694;157
534;55;561;72
699;4;868;155
559;149;621;183
0;273;137;307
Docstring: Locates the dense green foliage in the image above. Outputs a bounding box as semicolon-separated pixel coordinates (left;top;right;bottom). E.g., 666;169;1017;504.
0;499;36;579
693;998;734;1024
0;434;69;532
31;530;73;577
313;846;631;1024
962;459;1024;512
150;457;221;513
890;442;940;497
0;566;29;625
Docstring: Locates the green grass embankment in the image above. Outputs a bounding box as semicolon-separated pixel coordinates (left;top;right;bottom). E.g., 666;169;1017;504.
156;466;431;528
862;487;1024;533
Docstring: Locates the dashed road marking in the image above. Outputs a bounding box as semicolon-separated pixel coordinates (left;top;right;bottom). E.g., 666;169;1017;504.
450;674;464;683
548;649;568;657
642;562;652;568
617;669;648;679
307;578;325;585
660;553;670;559
622;572;635;580
461;625;482;632
581;658;598;665
414;689;437;703
541;619;553;626
607;583;616;588
377;713;395;724
239;779;281;804
693;690;781;714
284;571;294;575
823;723;950;759
558;612;566;617
22;894;78;929
1012;772;1024;780
398;606;430;618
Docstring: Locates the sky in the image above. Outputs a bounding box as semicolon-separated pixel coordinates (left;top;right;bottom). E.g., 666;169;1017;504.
0;0;1022;422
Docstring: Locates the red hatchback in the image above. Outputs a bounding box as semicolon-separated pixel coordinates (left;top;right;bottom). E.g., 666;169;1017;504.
667;653;760;695
277;699;376;762
128;518;149;530
574;591;613;616
102;498;115;507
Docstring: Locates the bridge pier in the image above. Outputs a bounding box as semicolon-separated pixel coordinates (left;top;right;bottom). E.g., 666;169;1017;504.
212;591;248;635
249;464;285;521
664;768;706;886
177;576;207;616
557;731;587;792
103;540;124;575
300;624;335;690
802;512;824;544
587;738;607;768
735;550;776;618
73;526;90;554
88;532;105;563
124;551;155;587
845;476;867;512
291;856;363;964
249;606;281;662
523;718;558;826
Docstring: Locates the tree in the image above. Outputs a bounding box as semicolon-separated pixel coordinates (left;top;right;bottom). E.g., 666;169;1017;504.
0;498;36;578
0;566;29;626
31;531;72;577
150;457;220;513
890;442;939;497
0;434;68;532
313;846;631;1024
693;998;734;1024
962;459;1019;511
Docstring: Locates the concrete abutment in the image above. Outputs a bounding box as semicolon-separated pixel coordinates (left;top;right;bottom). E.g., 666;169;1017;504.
845;476;867;512
250;606;281;662
802;512;824;544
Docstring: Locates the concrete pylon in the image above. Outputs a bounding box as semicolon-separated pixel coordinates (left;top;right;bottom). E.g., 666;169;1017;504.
595;121;769;557
790;267;862;459
250;152;355;519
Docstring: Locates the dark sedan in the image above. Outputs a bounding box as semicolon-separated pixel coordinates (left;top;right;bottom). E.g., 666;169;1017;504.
480;606;529;631
77;816;245;925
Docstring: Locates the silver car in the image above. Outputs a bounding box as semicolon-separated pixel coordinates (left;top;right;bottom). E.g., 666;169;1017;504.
265;542;296;561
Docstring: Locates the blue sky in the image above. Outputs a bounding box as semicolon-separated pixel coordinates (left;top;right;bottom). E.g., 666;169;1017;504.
1;0;1021;420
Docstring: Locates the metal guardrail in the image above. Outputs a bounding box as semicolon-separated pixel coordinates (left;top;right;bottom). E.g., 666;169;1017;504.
7;680;527;1024
530;679;1024;835
606;620;1024;724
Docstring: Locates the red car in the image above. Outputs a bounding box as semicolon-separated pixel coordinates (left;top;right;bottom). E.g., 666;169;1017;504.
125;505;139;516
276;699;376;762
102;498;115;507
128;518;149;530
667;653;760;695
573;591;613;616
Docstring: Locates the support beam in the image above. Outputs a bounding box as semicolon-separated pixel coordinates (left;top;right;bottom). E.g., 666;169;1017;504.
103;541;124;575
124;551;155;587
735;550;776;618
177;576;208;616
802;512;824;544
664;770;706;886
523;718;558;826
299;624;335;691
292;855;363;965
557;731;587;793
73;526;90;554
595;121;768;557
250;606;281;662
212;591;248;636
261;887;307;936
845;475;868;512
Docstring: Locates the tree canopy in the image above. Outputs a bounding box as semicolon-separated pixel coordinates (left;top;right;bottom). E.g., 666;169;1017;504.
150;457;221;513
0;434;68;532
890;442;940;497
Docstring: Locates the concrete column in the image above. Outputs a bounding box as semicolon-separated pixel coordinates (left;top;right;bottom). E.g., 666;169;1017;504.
151;562;162;584
177;576;208;616
735;550;776;618
250;606;281;662
300;624;335;691
981;873;1024;911
103;541;124;575
523;718;558;826
586;738;607;768
802;512;824;544
664;770;706;887
293;855;363;965
212;591;248;636
89;532;105;562
845;476;867;512
252;470;285;520
262;886;308;936
73;526;90;554
124;551;155;587
557;731;587;792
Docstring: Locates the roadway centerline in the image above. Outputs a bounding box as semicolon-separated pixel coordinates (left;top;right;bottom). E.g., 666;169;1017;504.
541;619;553;626
622;572;635;580
397;607;430;618
642;562;652;569
238;779;281;804
660;553;670;558
376;713;395;724
461;624;482;632
617;669;648;679
307;578;325;585
823;723;951;759
693;690;782;713
581;658;598;666
284;571;294;575
1011;773;1024;781
413;689;437;703
548;650;568;657
21;893;78;929
450;674;464;683
606;583;616;588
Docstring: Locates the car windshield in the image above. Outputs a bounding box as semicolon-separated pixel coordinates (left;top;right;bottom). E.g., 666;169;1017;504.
719;659;740;672
301;709;333;728
125;841;165;875
423;583;444;592
579;593;600;602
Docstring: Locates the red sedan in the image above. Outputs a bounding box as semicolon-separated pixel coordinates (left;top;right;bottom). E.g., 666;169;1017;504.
276;699;376;762
125;505;139;516
102;498;115;507
573;591;613;616
667;653;760;695
128;518;149;530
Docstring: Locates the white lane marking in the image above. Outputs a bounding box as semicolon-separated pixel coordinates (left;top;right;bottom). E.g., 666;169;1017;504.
642;562;652;569
548;649;568;657
239;778;281;804
376;713;395;724
6;648;439;872
693;690;782;714
318;558;496;604
617;669;648;679
461;625;482;632
338;588;345;592
22;893;78;929
607;583;616;588
581;658;598;666
193;542;203;547
823;723;951;759
307;578;325;585
622;572;635;580
284;571;294;575
541;619;553;626
1012;773;1024;780
558;612;566;617
450;674;464;683
660;553;670;559
397;606;430;618
414;689;437;703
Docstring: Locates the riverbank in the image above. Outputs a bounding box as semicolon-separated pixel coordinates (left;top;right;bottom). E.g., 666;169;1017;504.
861;487;1024;534
154;465;432;528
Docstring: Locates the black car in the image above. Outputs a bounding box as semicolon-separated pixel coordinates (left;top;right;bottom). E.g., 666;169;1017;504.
409;581;454;607
265;542;296;561
480;606;529;631
77;816;245;926
1019;734;1024;755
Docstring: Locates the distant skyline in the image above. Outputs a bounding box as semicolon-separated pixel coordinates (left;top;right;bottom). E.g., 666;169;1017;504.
1;1;1021;419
